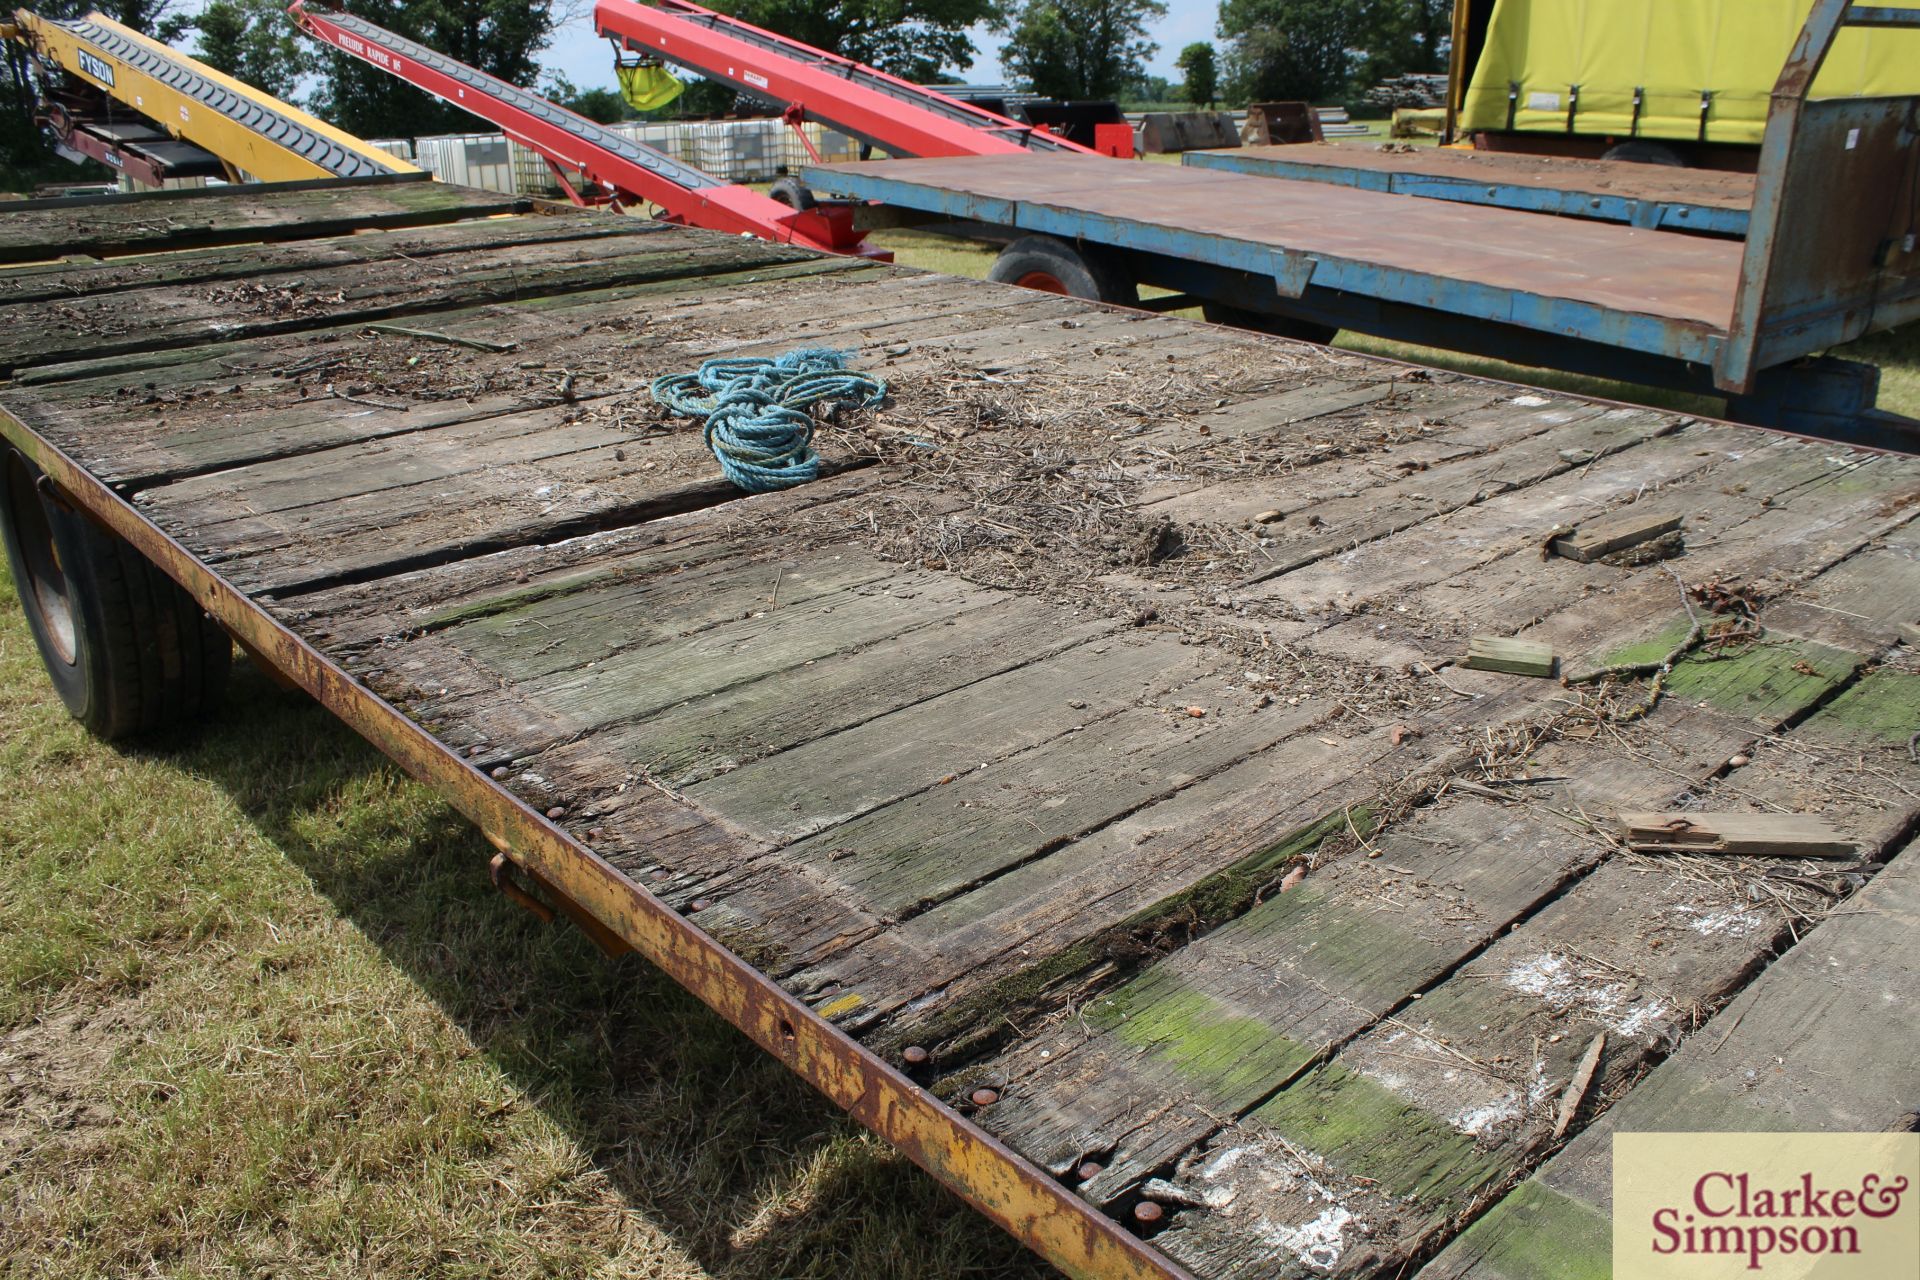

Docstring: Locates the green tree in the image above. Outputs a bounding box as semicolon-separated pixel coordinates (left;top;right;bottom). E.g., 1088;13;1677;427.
999;0;1167;101
1174;40;1216;107
708;1;1004;83
539;72;635;125
193;0;311;101
309;1;556;140
1217;0;1358;105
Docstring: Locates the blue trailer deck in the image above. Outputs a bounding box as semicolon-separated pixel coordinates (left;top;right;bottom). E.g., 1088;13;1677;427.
1182;143;1756;236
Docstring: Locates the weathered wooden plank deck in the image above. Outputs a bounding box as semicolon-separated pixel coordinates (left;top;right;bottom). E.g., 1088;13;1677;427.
2;180;1915;1279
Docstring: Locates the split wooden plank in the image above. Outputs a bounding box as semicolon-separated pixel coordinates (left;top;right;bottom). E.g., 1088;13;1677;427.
0;176;527;264
1619;810;1855;857
1419;838;1919;1280
677;672;1327;969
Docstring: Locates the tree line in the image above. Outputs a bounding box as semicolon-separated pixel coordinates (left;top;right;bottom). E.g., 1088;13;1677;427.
3;1;1447;187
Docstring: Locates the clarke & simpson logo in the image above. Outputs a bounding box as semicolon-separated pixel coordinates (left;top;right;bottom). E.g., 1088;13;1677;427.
1614;1133;1919;1279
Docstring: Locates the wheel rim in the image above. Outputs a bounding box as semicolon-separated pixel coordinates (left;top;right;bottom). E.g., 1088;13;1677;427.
1013;270;1070;294
4;456;77;666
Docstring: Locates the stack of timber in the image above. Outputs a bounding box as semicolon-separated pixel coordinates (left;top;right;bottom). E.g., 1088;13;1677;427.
1;179;1915;1280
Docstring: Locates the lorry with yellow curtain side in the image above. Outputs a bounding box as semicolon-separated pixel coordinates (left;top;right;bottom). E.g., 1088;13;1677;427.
1447;0;1920;167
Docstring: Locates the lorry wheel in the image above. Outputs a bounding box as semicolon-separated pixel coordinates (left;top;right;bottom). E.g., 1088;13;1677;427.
0;448;230;740
988;235;1139;305
1601;140;1686;167
1201;301;1338;345
768;176;816;210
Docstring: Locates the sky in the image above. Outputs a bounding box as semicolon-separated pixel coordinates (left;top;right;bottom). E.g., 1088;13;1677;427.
540;2;1221;92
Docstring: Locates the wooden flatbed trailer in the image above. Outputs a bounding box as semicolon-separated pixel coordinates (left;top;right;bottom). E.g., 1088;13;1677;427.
2;176;1917;1280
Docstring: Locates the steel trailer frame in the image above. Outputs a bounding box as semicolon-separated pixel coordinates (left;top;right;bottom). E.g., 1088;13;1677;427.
806;0;1920;444
286;3;879;258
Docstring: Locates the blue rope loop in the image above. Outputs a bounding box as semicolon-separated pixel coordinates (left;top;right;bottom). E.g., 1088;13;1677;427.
649;347;886;493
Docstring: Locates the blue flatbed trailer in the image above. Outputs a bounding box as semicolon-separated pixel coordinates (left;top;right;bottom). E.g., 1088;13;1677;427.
808;0;1920;445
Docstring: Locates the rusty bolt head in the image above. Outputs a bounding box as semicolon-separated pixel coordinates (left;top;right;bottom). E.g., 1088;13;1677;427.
546;805;567;820
1133;1201;1165;1226
1076;1161;1105;1182
586;826;605;842
970;1087;1000;1107
648;867;670;881
902;1045;930;1066
688;898;712;913
490;766;509;780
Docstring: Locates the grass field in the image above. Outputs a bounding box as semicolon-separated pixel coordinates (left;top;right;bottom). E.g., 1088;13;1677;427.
3;169;1915;1277
0;570;1047;1276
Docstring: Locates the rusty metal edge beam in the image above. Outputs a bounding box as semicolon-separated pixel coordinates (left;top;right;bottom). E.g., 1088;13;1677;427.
0;405;1192;1280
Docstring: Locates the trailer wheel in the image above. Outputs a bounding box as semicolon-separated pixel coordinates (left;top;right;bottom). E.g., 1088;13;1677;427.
1201;301;1337;345
988;236;1139;305
769;176;817;210
0;448;230;740
1601;140;1686;167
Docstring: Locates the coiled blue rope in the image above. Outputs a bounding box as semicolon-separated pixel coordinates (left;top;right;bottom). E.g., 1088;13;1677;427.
649;347;886;493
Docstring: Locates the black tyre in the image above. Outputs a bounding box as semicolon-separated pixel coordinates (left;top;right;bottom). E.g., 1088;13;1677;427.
768;176;816;211
988;235;1139;305
1601;140;1687;167
0;448;230;740
1201;301;1338;345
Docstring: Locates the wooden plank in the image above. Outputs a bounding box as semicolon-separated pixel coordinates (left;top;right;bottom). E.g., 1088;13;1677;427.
0;213;644;305
1465;637;1557;677
0;228;820;373
0;178;526;264
1548;511;1683;562
1419;839;1920;1280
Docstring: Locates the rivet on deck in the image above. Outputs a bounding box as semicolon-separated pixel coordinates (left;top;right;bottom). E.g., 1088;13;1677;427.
971;1087;1000;1107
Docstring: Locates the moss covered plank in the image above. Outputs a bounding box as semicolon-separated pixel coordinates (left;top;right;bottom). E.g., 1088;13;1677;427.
0;177;526;264
966;795;1562;1196
1419;839;1919;1280
1151;655;1919;1277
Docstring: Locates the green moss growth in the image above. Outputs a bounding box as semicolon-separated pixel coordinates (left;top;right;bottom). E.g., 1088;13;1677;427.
1598;615;1859;721
1437;1178;1612;1280
1808;670;1920;744
1248;1061;1509;1205
1097;987;1317;1104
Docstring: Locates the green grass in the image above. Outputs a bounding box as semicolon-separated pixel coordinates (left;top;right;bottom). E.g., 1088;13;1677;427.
0;564;1047;1279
